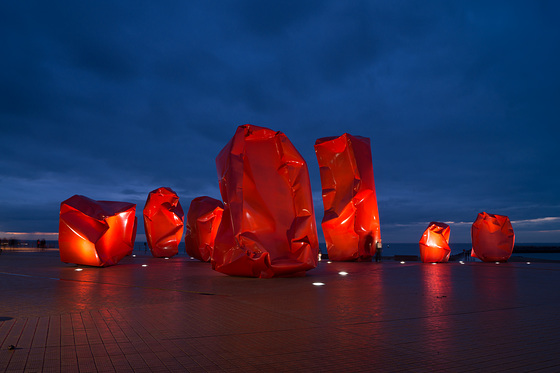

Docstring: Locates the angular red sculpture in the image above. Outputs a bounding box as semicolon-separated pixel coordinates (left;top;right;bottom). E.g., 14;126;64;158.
419;222;451;263
314;133;381;261
143;187;184;258
59;195;137;267
213;124;319;278
185;196;224;262
471;212;515;262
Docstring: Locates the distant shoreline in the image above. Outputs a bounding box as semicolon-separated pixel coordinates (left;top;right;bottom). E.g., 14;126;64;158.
513;245;560;253
3;241;560;256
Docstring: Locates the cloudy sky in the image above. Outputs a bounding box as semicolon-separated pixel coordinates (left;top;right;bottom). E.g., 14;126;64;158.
1;1;559;244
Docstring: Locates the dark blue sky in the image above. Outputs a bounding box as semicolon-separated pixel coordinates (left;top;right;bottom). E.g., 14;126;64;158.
1;1;559;243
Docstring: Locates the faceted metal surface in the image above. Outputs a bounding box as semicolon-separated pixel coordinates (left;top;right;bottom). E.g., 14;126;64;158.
185;196;224;262
59;195;137;267
143;187;184;258
471;212;515;262
213;124;319;278
419;222;451;263
314;133;381;261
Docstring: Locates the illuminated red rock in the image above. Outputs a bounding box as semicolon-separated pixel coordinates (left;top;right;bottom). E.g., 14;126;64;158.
213;124;319;278
471;212;515;262
314;133;381;261
185;196;224;262
143;187;184;258
419;222;451;263
59;195;137;267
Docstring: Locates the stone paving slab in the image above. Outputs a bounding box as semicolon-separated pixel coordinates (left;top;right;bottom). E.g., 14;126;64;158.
1;251;559;372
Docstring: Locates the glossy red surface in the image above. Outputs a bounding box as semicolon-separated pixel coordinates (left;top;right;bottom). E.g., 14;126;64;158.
185;196;224;262
419;222;451;263
471;212;515;262
143;187;184;258
58;195;137;267
314;133;381;261
213;124;319;278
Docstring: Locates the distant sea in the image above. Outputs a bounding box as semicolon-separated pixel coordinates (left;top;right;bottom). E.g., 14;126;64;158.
378;243;472;256
4;240;560;260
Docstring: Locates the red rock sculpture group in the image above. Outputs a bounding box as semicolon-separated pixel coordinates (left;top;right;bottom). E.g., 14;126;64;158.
314;133;381;261
471;212;515;262
59;195;137;267
212;124;319;278
419;222;451;263
185;196;224;262
143;187;184;258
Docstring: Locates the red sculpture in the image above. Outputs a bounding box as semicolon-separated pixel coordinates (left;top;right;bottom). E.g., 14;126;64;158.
471;212;515;262
213;124;319;278
143;187;184;258
419;222;451;263
314;133;381;261
59;195;137;267
185;196;224;262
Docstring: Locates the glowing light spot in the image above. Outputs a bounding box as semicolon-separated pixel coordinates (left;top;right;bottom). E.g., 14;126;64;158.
313;282;325;286
142;264;148;267
190;257;194;260
431;262;437;265
327;261;332;264
75;268;83;272
164;257;169;260
459;261;464;264
400;261;405;264
495;262;500;264
338;271;348;276
132;255;136;257
526;262;531;265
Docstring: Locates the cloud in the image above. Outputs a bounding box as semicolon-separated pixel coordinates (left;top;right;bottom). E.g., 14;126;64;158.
512;217;560;225
0;1;559;242
233;0;324;36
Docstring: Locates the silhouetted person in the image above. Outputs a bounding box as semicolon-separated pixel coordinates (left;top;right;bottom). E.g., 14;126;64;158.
375;240;382;262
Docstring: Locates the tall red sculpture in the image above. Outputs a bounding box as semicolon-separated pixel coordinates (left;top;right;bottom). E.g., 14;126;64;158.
185;196;224;262
314;133;381;261
471;212;515;262
59;195;137;267
419;222;451;263
213;124;319;278
143;187;184;258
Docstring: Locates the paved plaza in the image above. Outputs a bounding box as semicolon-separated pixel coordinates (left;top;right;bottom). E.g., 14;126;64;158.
1;250;559;372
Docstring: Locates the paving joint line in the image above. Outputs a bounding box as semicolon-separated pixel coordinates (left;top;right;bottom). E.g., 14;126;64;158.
0;271;223;296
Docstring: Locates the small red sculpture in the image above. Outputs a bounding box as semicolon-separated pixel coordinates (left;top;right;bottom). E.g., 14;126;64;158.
59;195;137;267
471;212;515;262
419;222;451;263
143;187;184;258
185;196;224;262
213;124;319;278
314;133;381;261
